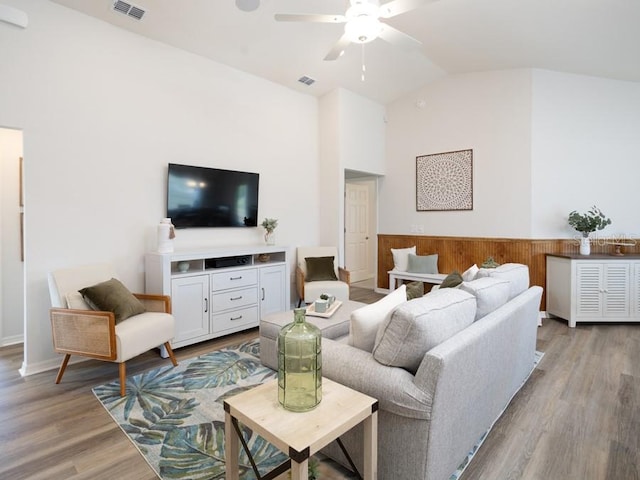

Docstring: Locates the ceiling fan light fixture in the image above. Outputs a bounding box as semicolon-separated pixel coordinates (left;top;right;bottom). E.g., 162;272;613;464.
344;16;382;44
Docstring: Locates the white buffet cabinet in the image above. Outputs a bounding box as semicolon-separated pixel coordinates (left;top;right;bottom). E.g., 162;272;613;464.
546;253;640;328
145;246;289;353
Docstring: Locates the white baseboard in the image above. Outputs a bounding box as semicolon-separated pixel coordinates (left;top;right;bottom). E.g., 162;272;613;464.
1;334;24;347
19;355;89;377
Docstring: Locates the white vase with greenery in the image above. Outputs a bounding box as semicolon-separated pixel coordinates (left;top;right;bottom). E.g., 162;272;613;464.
568;206;611;255
261;218;278;245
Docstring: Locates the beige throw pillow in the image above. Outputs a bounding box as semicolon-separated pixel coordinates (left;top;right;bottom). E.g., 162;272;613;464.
349;284;407;352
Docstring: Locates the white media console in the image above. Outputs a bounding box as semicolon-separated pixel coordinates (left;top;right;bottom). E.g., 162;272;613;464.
145;246;290;354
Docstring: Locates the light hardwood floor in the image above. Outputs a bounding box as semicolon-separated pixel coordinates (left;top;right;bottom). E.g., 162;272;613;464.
1;287;639;479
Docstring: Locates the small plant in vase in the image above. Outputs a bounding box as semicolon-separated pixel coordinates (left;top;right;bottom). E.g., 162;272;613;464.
568;206;611;255
261;218;278;245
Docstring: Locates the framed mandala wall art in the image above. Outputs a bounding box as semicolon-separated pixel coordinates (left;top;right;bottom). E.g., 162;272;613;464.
416;149;473;211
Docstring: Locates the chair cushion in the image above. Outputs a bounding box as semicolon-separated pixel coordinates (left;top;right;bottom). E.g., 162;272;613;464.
65;291;91;310
406;253;439;274
115;312;175;362
372;288;476;374
79;278;146;323
391;246;416;271
459;277;511;320
349;285;406;352
305;256;339;281
304;280;349;303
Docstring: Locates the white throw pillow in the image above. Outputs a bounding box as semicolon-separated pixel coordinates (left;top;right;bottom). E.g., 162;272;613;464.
391;246;416;271
349;284;407;352
461;264;479;282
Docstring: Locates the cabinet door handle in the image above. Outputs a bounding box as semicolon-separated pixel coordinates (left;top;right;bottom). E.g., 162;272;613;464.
230;315;243;321
230;296;243;301
204;297;208;313
262;287;265;301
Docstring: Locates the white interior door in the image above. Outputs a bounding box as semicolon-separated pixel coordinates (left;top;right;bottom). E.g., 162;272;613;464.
345;183;372;283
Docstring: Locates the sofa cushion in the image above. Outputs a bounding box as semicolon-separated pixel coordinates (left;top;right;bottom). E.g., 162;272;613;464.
372;288;476;374
305;256;338;282
79;278;146;323
391;246;416;271
476;263;530;300
349;285;407;352
459;277;511;320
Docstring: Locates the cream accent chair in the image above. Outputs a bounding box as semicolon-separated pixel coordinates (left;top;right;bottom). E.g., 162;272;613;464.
48;263;177;396
296;246;350;307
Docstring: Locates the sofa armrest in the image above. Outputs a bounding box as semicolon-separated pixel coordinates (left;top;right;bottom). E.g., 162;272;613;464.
322;338;433;420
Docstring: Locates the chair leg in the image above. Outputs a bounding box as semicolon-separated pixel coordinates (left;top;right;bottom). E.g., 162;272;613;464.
55;354;71;384
164;342;178;367
119;362;127;397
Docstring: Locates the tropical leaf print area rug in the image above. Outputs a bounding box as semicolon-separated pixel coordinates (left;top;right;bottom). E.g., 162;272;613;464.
93;340;287;479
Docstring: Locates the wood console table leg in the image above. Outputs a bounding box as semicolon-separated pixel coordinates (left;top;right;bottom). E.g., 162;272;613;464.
290;458;308;480
224;410;239;480
363;410;378;480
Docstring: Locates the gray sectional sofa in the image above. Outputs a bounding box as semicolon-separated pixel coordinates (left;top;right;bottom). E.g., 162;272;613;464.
259;263;542;479
317;263;543;480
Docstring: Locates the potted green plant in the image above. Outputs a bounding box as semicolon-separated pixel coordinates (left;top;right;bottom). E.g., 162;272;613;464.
568;206;611;255
261;218;278;245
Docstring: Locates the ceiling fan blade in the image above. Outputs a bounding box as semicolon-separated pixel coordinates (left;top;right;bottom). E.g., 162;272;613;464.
324;34;352;61
274;13;346;23
378;23;422;50
378;0;430;19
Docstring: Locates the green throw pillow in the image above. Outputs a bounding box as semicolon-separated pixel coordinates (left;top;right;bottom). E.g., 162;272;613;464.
79;278;146;323
305;256;338;282
481;256;500;268
405;281;424;300
440;271;463;288
406;253;439;274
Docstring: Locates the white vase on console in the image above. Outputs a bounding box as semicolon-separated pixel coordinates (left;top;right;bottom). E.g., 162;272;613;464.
579;235;591;255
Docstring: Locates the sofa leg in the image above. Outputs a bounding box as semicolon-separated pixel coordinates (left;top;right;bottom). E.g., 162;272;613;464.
55;354;71;384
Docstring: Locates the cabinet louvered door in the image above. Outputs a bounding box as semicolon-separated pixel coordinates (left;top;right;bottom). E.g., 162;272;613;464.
576;263;603;317
634;263;640;316
603;263;630;317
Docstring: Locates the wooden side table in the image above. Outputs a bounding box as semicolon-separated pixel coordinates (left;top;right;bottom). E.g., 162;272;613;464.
224;378;378;480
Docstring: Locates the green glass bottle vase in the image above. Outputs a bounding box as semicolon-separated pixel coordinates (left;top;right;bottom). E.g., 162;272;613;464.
277;308;322;412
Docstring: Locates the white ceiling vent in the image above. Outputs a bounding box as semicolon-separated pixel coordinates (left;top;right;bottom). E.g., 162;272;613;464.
298;75;316;86
112;1;146;20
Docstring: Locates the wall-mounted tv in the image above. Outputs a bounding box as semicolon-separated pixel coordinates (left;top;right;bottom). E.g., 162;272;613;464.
167;163;259;228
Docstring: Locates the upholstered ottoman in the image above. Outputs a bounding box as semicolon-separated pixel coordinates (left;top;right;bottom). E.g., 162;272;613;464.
259;300;366;370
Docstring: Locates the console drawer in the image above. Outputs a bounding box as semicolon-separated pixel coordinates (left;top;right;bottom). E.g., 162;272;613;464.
211;287;258;312
212;306;258;333
211;268;257;291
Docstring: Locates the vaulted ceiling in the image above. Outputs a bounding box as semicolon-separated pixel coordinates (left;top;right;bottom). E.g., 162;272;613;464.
50;0;640;104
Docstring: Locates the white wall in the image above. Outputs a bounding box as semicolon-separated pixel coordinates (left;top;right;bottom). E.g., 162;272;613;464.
0;0;320;374
318;88;386;260
0;128;24;345
531;70;640;239
382;70;533;237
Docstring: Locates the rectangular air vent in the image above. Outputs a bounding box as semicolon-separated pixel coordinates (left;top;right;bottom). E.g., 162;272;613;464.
298;75;316;86
112;1;146;20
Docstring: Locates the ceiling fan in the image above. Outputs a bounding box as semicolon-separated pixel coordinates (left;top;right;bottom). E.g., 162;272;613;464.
275;0;429;61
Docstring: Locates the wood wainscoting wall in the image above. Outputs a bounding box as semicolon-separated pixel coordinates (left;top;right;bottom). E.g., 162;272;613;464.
377;234;640;307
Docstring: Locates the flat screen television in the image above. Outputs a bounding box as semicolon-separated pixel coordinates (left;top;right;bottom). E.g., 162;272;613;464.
167;163;259;228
